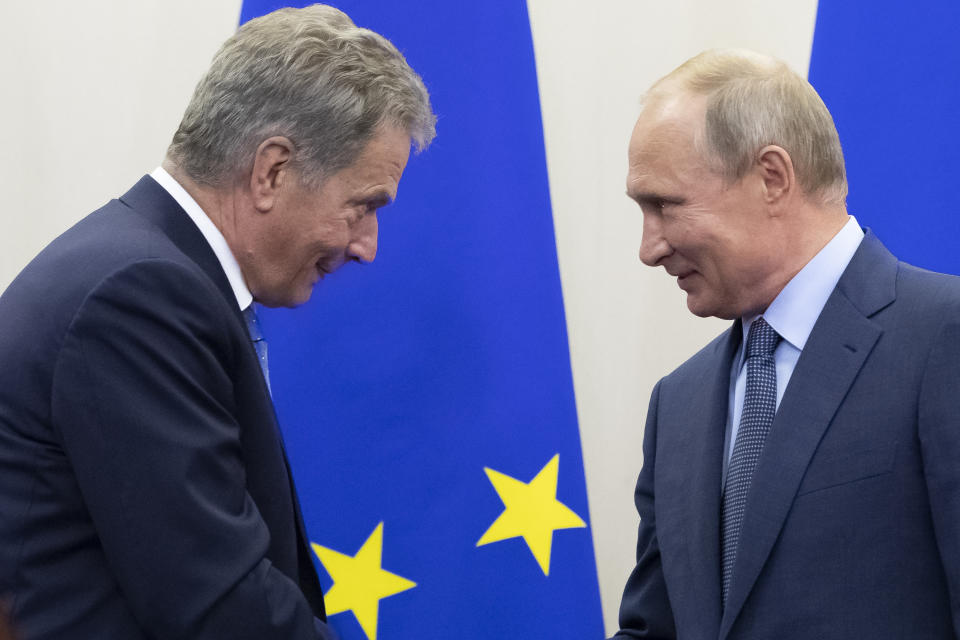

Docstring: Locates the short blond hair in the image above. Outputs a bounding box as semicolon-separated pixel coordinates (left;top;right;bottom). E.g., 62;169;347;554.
646;49;847;205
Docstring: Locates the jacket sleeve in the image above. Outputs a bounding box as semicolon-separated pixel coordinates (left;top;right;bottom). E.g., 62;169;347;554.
51;258;329;639
918;317;960;637
611;380;677;639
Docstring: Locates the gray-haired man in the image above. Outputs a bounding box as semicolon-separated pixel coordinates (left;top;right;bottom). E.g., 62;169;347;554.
0;5;435;639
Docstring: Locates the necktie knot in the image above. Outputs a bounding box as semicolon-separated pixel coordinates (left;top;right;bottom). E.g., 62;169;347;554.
746;317;780;359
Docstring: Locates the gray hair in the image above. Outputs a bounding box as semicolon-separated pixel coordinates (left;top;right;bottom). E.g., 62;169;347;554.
167;4;436;187
646;49;847;205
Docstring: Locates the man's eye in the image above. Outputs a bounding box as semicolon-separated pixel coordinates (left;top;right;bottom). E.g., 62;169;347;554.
655;198;681;212
640;198;667;214
361;198;388;215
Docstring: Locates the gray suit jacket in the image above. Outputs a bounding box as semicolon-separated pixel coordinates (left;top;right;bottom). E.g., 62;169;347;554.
615;231;960;639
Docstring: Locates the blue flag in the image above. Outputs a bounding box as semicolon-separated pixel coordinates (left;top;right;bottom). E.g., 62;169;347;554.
809;0;960;275
241;2;604;639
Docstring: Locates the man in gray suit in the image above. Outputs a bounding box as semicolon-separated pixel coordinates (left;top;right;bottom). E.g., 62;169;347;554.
613;49;960;639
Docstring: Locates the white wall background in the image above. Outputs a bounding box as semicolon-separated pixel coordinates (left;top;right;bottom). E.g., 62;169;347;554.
0;1;818;634
0;0;241;289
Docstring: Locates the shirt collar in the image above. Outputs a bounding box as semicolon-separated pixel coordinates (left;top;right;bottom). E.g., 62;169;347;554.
150;166;253;311
742;215;864;352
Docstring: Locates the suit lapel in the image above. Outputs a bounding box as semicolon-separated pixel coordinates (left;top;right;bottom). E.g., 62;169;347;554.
661;325;740;637
719;230;897;638
119;175;327;614
689;327;739;635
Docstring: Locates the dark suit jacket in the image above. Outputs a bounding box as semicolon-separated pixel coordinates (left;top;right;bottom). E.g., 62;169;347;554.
614;231;960;639
0;177;335;639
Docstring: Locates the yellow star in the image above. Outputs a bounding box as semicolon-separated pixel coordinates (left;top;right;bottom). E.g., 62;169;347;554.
311;522;416;640
476;453;587;575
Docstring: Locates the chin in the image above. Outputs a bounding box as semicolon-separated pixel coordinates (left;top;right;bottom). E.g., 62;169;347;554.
286;288;315;308
255;283;315;309
685;296;735;320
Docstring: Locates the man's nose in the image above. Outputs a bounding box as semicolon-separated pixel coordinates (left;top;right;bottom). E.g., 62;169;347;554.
348;213;378;264
638;214;671;267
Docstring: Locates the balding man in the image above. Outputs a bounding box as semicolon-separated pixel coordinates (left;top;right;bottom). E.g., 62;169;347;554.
613;50;960;639
0;5;434;639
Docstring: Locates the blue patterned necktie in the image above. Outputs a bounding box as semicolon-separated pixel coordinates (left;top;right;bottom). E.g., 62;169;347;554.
243;304;272;396
721;316;781;607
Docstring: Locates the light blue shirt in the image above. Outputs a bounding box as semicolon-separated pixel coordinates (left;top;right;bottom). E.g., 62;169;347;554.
723;216;865;480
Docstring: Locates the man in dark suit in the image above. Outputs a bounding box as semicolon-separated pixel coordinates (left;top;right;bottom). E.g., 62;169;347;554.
613;49;960;639
0;5;434;639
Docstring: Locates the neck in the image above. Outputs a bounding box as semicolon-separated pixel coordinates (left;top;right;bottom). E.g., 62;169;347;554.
161;159;243;246
748;202;850;319
788;201;850;270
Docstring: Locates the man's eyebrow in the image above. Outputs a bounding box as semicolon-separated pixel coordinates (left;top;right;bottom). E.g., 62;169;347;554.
626;190;684;205
360;189;394;207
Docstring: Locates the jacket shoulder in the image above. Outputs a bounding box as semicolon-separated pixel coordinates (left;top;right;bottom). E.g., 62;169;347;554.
896;261;960;307
0;200;232;374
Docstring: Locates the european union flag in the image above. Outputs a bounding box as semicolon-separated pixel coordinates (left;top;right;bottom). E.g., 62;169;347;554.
241;1;605;638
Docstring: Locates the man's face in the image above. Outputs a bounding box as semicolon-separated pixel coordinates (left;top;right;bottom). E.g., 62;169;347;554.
245;126;411;307
626;95;782;320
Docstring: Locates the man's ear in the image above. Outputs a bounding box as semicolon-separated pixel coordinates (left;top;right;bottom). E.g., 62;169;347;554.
756;145;795;212
249;136;295;213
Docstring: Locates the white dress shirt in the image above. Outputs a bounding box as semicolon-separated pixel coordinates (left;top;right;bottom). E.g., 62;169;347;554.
723;216;865;478
150;166;253;311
